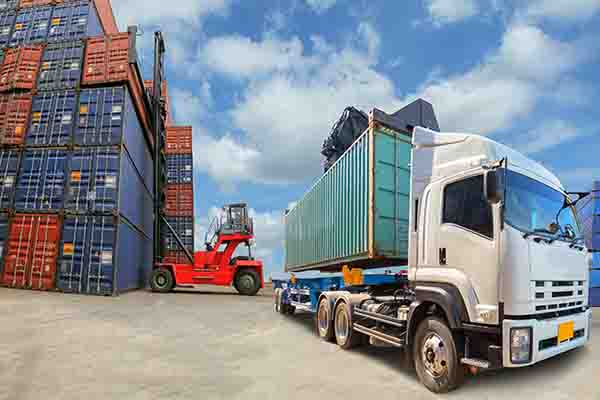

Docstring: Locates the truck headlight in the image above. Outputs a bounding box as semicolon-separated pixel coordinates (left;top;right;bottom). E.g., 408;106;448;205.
510;327;532;364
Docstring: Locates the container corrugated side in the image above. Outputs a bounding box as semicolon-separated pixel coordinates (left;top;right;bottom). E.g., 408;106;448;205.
66;146;154;237
26;90;76;146
161;216;194;251
163;184;193;217
165;126;192;154
38;41;85;91
47;0;102;42
10;5;52;46
0;0;17;12
15;149;68;211
0;93;32;145
0;45;43;92
75;86;154;194
0;213;9;275
1;213;61;290
0;10;16;47
58;214;152;295
0;149;19;209
285;125;412;272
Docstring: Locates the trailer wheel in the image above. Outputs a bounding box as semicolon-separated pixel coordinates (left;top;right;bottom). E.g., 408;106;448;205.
316;298;334;341
334;301;361;349
274;289;282;313
150;268;174;293
235;269;260;296
413;317;464;393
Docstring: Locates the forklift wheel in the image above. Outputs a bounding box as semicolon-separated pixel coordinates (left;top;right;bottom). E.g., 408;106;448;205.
235;269;260;296
151;268;174;293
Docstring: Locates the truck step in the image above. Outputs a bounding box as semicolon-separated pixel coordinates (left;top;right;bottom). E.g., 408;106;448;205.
460;357;490;369
353;323;405;347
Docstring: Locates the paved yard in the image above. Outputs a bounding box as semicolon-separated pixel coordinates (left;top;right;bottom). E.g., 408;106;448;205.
0;287;598;400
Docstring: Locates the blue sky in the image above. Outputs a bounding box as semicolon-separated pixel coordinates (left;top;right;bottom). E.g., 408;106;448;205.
113;0;600;277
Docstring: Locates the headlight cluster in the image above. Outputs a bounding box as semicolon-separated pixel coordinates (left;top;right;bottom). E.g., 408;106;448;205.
510;327;532;364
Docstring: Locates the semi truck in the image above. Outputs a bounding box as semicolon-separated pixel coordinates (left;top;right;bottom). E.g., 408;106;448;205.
273;107;592;393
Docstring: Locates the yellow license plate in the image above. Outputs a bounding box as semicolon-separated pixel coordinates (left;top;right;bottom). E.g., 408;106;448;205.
558;321;574;343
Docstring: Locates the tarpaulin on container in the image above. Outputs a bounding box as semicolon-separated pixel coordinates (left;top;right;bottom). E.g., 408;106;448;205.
0;213;8;275
0;150;19;209
165;126;192;154
0;0;17;11
0;94;32;145
163;184;193;217
16;149;68;211
38;41;85;90
75;86;153;193
163;251;193;266
0;45;43;92
166;154;193;184
2;214;61;290
26;90;76;146
66;146;153;236
47;0;102;42
0;10;16;47
162;216;194;251
10;6;52;46
82;32;131;85
58;215;152;295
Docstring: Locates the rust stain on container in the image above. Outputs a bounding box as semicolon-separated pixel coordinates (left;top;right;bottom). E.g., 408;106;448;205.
0;45;43;92
0;93;32;145
1;214;61;291
163;184;194;217
165;126;193;154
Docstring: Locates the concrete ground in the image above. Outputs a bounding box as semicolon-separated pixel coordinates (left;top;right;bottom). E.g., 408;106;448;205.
0;286;599;400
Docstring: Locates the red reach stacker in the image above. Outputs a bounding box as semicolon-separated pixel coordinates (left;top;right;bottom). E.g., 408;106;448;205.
151;204;264;296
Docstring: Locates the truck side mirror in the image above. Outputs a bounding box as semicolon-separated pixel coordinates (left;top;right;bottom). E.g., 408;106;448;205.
485;169;505;204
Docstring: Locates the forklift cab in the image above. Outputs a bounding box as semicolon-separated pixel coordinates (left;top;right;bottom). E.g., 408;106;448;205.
205;204;254;251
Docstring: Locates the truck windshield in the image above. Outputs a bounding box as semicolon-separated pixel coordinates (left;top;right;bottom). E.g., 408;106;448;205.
504;170;580;240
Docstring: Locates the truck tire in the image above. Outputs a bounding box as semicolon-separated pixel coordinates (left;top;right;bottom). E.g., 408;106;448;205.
316;298;334;341
413;317;464;393
150;268;174;293
274;289;282;313
235;269;260;296
334;301;361;350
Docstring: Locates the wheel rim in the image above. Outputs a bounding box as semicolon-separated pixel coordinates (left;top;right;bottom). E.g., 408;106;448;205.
335;307;349;344
274;291;280;312
421;332;449;378
317;301;329;335
155;273;168;288
238;274;255;293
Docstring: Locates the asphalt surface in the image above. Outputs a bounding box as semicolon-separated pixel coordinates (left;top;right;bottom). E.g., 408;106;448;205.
0;286;599;400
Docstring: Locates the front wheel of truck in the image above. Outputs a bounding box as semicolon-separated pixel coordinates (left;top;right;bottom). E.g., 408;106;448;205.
413;317;464;393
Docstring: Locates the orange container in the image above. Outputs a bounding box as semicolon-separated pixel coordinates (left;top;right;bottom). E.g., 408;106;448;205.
0;46;43;92
0;94;32;145
165;126;193;154
2;214;61;291
18;0;53;7
163;184;194;217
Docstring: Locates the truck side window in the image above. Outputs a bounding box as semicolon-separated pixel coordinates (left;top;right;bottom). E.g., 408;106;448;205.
443;175;493;238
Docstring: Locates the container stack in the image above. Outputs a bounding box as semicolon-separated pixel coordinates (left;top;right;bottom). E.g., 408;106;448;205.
161;125;194;265
576;181;600;306
0;0;156;296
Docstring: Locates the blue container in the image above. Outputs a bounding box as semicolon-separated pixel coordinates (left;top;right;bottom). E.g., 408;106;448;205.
66;146;153;236
166;154;193;184
58;215;152;295
38;41;85;91
26;90;76;146
10;6;52;46
591;287;600;307
47;0;102;42
0;10;16;47
162;216;194;251
0;213;8;275
15;149;68;211
75;86;153;194
0;149;19;210
0;0;17;12
590;269;600;288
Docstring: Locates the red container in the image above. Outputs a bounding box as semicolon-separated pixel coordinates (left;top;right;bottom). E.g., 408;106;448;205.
1;214;61;291
163;251;193;266
0;46;43;92
0;94;32;145
165;126;193;154
163;184;194;217
18;0;53;7
93;0;118;34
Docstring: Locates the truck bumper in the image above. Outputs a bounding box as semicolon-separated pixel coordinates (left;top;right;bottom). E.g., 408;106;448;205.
502;309;591;368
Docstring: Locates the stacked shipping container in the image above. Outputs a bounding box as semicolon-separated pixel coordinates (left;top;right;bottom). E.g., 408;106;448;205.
576;181;600;306
0;0;156;296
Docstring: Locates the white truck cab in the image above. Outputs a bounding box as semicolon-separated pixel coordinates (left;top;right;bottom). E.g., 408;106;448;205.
409;127;592;368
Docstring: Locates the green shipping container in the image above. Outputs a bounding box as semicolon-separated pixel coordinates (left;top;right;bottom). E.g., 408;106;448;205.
285;115;412;272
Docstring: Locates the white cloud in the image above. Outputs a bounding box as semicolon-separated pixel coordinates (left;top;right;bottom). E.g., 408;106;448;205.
112;0;230;28
425;0;479;25
405;24;590;133
508;120;585;155
305;0;337;14
525;0;600;22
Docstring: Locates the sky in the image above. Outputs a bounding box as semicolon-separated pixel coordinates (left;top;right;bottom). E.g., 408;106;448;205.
112;0;600;278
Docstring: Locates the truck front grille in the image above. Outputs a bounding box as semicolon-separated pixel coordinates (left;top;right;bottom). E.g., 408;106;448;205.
532;281;586;314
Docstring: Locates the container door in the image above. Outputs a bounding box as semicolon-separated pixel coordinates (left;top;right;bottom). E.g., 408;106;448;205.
58;215;89;293
16;149;68;211
0;94;32;145
29;214;61;290
48;1;101;42
27;90;76;146
75;87;125;146
0;11;16;47
86;216;116;295
38;41;84;90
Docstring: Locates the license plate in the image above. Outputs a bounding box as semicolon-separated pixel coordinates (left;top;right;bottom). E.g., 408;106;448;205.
558;321;575;343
